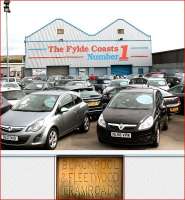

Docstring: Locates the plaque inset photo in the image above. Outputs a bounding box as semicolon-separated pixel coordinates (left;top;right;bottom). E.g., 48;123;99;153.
57;156;124;200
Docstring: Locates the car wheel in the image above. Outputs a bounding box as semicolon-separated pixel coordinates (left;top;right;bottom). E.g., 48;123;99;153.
152;124;160;147
98;136;105;144
79;115;90;133
45;127;58;150
162;114;168;131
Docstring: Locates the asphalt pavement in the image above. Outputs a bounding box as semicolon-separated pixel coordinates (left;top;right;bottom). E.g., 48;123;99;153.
56;114;184;150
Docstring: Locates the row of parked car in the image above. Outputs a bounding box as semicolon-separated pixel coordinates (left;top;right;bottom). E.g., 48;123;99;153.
0;73;184;149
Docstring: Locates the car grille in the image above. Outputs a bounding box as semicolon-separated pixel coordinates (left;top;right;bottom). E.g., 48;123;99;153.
0;125;24;133
107;123;137;132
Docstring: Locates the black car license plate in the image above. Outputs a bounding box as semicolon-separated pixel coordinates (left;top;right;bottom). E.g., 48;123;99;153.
111;132;131;138
170;107;179;113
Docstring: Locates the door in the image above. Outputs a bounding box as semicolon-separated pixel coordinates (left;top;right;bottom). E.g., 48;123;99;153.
111;65;132;76
71;94;84;126
47;66;69;77
138;68;144;74
94;68;107;76
56;94;76;136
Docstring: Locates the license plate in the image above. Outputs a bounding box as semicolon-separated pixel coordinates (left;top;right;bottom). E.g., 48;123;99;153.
111;132;131;138
170;107;179;112
1;134;18;141
87;101;99;107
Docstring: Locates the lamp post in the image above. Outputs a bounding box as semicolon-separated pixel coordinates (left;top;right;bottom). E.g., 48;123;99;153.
4;0;11;79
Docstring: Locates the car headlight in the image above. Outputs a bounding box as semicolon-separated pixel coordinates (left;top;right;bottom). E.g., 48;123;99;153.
138;116;154;130
98;114;106;128
26;119;44;132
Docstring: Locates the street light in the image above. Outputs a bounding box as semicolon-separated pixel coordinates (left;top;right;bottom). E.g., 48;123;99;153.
4;0;11;79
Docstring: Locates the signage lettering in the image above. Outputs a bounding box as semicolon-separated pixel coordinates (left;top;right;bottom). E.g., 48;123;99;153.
57;157;123;199
119;45;128;61
48;45;64;53
47;45;129;61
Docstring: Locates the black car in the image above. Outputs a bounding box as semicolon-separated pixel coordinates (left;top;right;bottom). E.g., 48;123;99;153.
165;76;181;88
54;79;72;87
91;78;111;93
64;80;93;89
102;84;141;105
0;96;11;115
97;88;168;147
168;84;184;114
79;90;104;119
129;77;148;85
23;81;53;94
2;90;26;106
155;87;181;115
19;77;33;88
53;86;103;119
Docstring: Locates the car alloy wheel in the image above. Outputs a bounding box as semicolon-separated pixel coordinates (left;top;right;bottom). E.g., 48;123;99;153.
79;115;90;133
46;128;58;150
84;116;90;131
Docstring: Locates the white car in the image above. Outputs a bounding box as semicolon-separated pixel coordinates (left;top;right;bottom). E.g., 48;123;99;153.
1;77;19;83
147;78;169;91
1;82;21;91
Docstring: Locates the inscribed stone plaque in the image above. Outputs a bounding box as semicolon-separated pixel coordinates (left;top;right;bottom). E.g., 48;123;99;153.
57;157;123;200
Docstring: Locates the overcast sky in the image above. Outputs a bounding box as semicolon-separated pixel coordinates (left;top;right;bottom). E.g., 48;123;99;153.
1;1;184;55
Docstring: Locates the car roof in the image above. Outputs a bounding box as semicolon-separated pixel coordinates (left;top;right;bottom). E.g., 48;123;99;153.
148;77;165;80
119;88;156;93
31;81;46;83
2;82;18;85
31;90;80;96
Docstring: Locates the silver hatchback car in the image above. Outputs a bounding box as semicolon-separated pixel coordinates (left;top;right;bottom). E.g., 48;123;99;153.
1;90;90;149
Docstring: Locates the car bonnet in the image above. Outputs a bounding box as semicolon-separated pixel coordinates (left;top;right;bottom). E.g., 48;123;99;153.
1;110;50;127
103;108;153;124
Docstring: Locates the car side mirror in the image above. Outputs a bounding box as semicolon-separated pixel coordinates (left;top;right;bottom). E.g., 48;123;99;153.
159;103;166;110
60;107;69;113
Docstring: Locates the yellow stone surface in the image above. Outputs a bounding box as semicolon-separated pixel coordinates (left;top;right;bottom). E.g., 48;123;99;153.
57;157;123;199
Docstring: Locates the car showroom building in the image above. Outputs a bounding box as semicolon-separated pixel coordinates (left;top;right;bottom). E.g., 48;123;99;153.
25;18;152;77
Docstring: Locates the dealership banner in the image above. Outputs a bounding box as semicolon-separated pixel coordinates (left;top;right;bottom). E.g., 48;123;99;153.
25;41;152;68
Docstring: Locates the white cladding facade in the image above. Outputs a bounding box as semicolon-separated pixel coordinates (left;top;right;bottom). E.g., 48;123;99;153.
25;19;152;76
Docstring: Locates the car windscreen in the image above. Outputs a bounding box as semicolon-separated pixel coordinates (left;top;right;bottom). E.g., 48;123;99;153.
97;79;111;84
65;81;84;86
80;90;101;98
12;94;59;112
109;80;127;86
2;78;8;82
130;78;148;84
55;80;70;86
109;92;153;109
2;90;25;100
158;89;172;97
23;79;33;83
148;79;166;86
2;83;18;88
9;78;16;82
25;83;44;90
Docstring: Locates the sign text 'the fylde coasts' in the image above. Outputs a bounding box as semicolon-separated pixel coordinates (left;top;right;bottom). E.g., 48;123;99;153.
48;45;128;61
57;157;123;199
